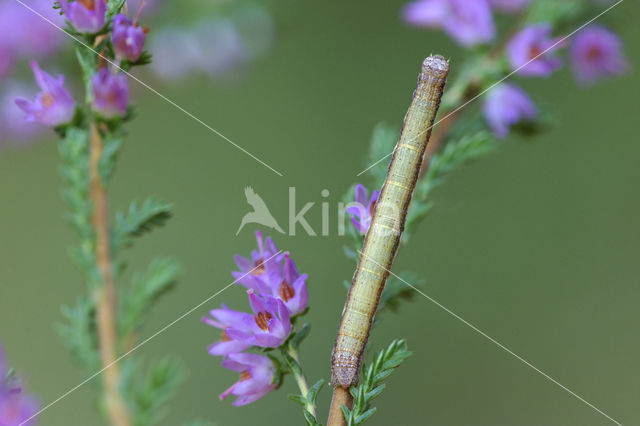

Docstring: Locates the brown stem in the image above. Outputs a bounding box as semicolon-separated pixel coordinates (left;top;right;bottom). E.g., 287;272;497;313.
327;387;352;426
90;123;132;426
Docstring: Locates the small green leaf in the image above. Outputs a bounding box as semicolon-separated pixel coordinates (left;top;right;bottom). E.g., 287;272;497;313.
288;394;307;406
121;357;185;426
106;0;127;19
56;297;100;371
114;197;172;250
307;379;325;404
99;136;122;185
119;258;180;338
303;409;318;426
354;407;377;425
280;348;303;378
341;404;351;421
365;384;385;401
291;323;311;348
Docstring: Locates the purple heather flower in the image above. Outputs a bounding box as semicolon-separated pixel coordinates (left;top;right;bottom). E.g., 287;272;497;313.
232;231;283;295
1;84;44;144
507;23;563;77
0;0;65;73
347;184;379;235
59;0;107;34
91;68;129;119
570;25;627;86
15;62;76;127
219;353;276;406
231;232;308;316
402;0;495;47
266;253;308;316
1;0;65;59
112;14;147;62
488;0;530;12
483;83;537;138
0;345;39;426
202;304;252;356
226;291;292;348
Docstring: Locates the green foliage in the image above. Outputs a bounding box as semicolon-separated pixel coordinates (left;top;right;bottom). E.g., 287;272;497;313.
59;127;102;287
118;258;181;339
341;126;495;316
365;123;398;188
356;125;497;245
113;197;173;251
279;325;324;426
56;32;183;424
526;0;586;26
106;0;127;20
57;297;101;372
378;272;424;314
342;340;412;425
404;130;497;241
121;357;186;426
75;49;98;104
99;136;123;185
59;128;92;239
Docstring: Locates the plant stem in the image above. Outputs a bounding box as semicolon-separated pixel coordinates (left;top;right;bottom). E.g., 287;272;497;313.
327;387;351;426
284;343;316;417
90;123;132;426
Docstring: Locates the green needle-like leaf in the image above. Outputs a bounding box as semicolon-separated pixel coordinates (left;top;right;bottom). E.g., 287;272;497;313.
342;339;411;425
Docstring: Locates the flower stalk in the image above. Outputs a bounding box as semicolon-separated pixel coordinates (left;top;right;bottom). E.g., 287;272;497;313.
282;342;315;417
89;123;132;426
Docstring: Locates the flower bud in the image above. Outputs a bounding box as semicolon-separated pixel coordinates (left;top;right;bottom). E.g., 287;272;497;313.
15;61;76;128
112;14;147;62
59;0;107;34
91;68;129;119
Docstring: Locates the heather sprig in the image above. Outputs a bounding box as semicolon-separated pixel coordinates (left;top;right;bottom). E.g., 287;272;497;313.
341;340;412;426
202;231;323;423
332;2;629;423
341;0;629;316
16;1;187;424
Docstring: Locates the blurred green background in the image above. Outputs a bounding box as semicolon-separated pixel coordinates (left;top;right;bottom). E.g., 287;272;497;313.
1;0;639;425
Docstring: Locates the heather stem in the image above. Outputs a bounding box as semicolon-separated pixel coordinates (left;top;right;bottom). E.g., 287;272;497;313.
283;342;316;417
90;123;132;426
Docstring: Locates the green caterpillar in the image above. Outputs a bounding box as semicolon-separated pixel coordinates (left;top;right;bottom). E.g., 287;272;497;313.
332;55;449;388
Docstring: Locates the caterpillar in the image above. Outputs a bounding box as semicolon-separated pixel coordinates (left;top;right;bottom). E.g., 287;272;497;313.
331;54;449;388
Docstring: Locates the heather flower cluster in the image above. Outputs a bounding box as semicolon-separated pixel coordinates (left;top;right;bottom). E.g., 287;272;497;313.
0;0;65;144
202;231;309;406
15;3;147;127
0;345;38;426
149;9;275;82
2;1;275;147
402;0;628;138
